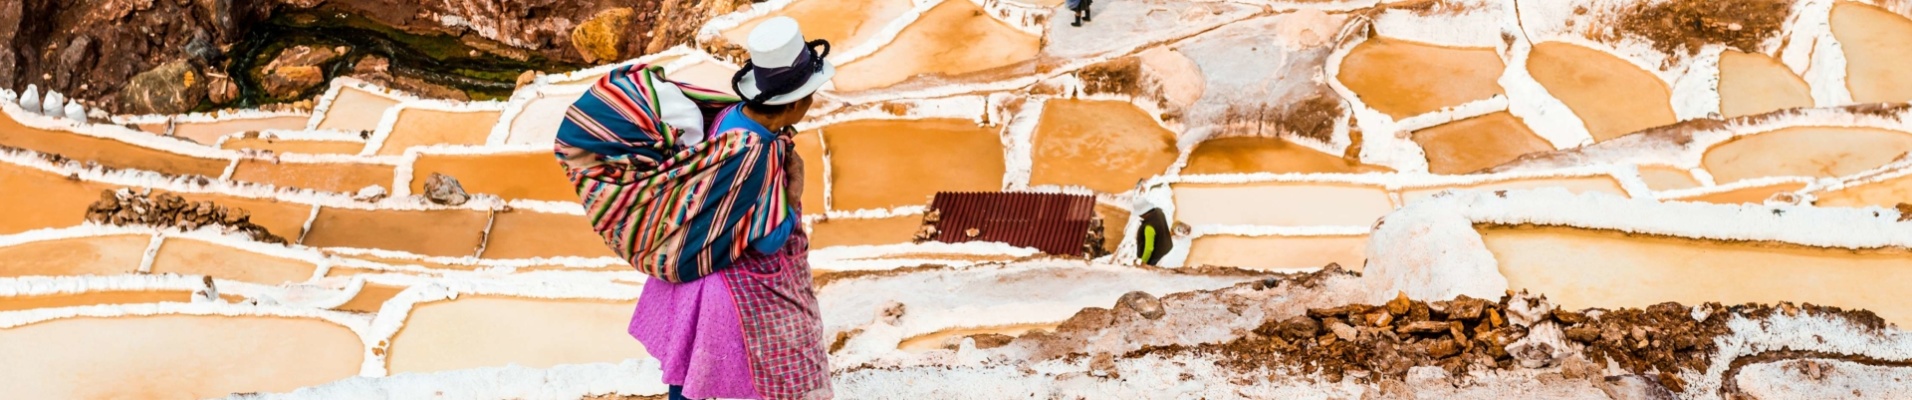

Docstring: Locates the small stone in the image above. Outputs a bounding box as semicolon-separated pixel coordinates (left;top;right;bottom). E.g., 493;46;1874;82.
1276;315;1321;340
1426;339;1461;358
1328;320;1358;341
1595;374;1677;400
1565;326;1601;343
424;173;470;205
1365;310;1394;328
1398;321;1450;335
1308;304;1373;319
1560;355;1600;380
879;301;906;325
354;185;389;202
222;208;250;225
516;70;539;88
1089;353;1117;378
1553;309;1589;325
1386;291;1412;316
1447;295;1487;321
1117;291;1165;320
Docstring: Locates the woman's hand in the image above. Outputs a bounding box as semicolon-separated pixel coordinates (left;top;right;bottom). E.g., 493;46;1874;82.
784;143;804;206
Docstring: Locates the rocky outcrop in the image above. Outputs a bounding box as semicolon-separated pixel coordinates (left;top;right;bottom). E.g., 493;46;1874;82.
256;45;341;100
118;60;208;115
1;0;271;113
572;8;634;63
345;55;470;101
424;173;470;205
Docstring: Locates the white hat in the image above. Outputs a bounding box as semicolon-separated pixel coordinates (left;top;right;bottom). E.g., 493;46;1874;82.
734;17;836;105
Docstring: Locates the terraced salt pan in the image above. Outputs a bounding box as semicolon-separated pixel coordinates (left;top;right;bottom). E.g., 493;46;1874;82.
368;108;503;156
833;0;1041;92
808;215;923;249
1663;180;1810;205
0;290;195;311
502;90;587;145
0;314;363;399
385;295;646;374
1815;171;1912;208
1634;165;1702;191
1831;2;1912;103
220;137;367;155
1398;175;1630;203
1718;50;1815;118
1701;126;1912;184
793;129;827;213
1028;100;1179;193
301;208;489;258
1335;37;1505;119
407;151;573;201
162;115;317;145
1181;137;1385;175
150;237;318;285
823;119;1004;210
1183;234;1366;271
1410;112;1554;174
0;235;148;277
313;86;404;132
718;0;914;58
662;61;740;94
229;159;396;194
897;322;1056;352
1170;182;1393;226
0;109;231;177
1525;42;1677;142
0;161;320;236
1482;225;1912;325
479;212;617;260
1172;13;1351;153
335;283;407;313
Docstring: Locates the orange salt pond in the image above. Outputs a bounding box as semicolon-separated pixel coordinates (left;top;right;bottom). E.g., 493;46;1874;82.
809;215;923;248
1171;183;1394;226
1482;225;1912;325
898;323;1057;352
1701;127;1912;184
410;152;574;201
1831;2;1912;103
1717;51;1813;118
721;0;913;54
1181;137;1386;175
1815;173;1912;209
0;163;111;234
480;211;618;259
506;91;587;144
373;108;502;155
1029;100;1178;193
149;238;317;284
0;290;194;312
824;119;1004;210
1185;235;1366;271
0;111;230;177
1400;175;1629;203
220;137;366;155
0;235;148;277
302;208;489;257
315;86;403;132
1636;165;1701;191
793;129;826;212
1336;37;1506;118
386;296;646;373
229;158;396;193
1527;42;1676;142
1410;112;1553;174
170;115;312;145
833;0;1040;91
335;283;407;313
1666;181;1808;205
0;315;362;399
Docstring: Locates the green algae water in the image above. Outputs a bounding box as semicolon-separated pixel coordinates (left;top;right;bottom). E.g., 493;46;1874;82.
221;8;587;109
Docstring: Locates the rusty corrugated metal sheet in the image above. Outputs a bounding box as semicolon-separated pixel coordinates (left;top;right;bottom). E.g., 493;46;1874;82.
925;191;1096;256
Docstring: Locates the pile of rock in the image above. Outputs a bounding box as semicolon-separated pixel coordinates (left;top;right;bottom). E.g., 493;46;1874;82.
84;189;288;244
1248;292;1522;382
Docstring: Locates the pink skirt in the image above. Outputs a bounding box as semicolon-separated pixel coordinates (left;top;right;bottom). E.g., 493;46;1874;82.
628;231;831;400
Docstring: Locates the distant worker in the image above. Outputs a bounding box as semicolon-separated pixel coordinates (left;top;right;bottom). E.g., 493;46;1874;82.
1136;207;1173;265
1067;0;1093;27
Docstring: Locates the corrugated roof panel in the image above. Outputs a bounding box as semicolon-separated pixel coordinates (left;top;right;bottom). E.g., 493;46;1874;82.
926;191;1097;256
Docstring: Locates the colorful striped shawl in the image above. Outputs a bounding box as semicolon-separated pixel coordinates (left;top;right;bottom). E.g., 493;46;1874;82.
554;64;794;283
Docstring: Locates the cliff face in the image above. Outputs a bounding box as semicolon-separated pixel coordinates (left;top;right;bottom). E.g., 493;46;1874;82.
0;0;271;113
0;0;747;114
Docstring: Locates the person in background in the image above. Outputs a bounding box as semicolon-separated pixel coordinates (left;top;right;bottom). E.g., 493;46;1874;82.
1136;207;1173;266
1067;0;1094;27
